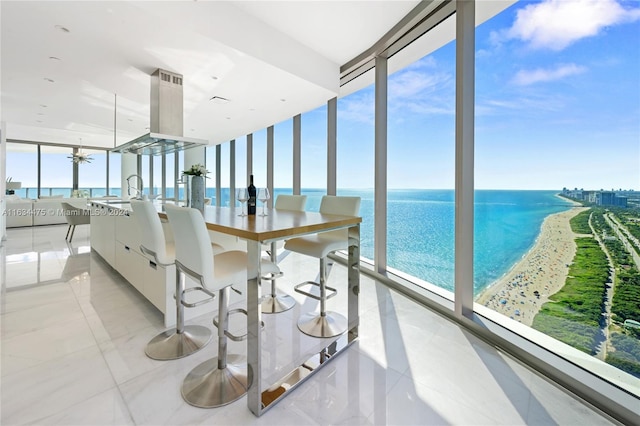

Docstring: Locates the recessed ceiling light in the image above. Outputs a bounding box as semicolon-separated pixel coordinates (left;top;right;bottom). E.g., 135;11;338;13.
54;25;70;33
49;56;61;61
43;77;54;83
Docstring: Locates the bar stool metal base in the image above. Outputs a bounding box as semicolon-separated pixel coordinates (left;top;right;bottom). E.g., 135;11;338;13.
145;325;211;361
297;311;347;338
181;354;248;408
260;294;296;314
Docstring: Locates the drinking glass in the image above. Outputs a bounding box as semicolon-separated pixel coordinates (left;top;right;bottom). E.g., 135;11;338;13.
257;188;270;216
237;188;249;216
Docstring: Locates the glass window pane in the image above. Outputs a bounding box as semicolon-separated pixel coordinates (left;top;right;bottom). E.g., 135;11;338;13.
301;104;327;191
219;142;230;207
274;118;293;193
151;155;162;197
165;153;176;200
473;1;640;395
141;155;150;196
252;129;267;189
235;139;247;207
108;152;121;197
78;149;106;197
386;33;456;293
6;143;37;199
40;145;73;198
337;78;374;260
205;145;218;205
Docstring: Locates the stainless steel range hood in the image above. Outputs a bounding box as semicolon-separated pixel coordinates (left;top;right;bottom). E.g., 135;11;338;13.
112;69;207;155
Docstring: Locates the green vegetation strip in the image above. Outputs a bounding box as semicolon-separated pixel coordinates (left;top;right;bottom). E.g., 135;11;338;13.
569;209;592;234
532;237;608;354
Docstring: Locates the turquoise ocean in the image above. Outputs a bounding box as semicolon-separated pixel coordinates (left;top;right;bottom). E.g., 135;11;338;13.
273;189;574;295
18;187;573;294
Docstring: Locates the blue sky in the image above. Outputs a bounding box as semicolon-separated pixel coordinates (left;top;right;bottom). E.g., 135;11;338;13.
7;0;640;192
318;0;640;190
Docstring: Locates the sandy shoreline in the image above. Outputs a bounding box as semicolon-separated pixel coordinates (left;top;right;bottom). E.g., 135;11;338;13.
476;202;588;326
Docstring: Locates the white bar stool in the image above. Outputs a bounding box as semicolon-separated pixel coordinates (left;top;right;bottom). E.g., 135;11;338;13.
131;200;222;361
261;194;307;314
284;195;360;338
164;204;280;408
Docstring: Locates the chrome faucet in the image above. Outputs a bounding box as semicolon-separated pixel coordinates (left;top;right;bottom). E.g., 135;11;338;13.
176;175;190;206
126;174;144;200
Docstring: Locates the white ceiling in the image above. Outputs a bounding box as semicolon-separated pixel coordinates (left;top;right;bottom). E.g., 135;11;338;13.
0;0;420;149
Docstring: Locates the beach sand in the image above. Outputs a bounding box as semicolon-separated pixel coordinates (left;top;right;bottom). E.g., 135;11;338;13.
476;204;589;326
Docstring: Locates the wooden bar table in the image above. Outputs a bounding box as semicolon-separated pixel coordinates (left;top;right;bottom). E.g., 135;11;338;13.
198;206;361;416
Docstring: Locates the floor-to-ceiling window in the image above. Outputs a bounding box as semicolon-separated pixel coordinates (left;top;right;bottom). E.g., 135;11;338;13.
5;143;37;198
40;145;72;197
164;153;176;200
337;77;375;261
473;0;639;396
251;129;267;193
219;142;230;207
274;119;293;193
107;152;121;197
78;149;107;197
301;104;328;211
205;145;218;205
385;37;456;293
150;155;162;197
235;138;247;191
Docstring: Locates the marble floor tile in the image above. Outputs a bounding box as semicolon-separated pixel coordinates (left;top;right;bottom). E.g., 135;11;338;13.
27;388;134;426
1;315;98;377
0;225;616;425
1;296;85;340
1;346;117;425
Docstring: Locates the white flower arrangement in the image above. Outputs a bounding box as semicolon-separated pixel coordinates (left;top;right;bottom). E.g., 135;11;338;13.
183;163;209;177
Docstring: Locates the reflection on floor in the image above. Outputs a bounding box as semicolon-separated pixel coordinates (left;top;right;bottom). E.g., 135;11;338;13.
1;225;614;425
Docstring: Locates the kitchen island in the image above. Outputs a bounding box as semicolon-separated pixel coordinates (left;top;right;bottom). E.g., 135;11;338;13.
89;200;241;327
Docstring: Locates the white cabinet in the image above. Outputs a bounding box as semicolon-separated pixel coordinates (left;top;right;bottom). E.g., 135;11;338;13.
115;211;141;252
143;259;172;312
90;203;115;266
115;241;145;293
90;201;216;328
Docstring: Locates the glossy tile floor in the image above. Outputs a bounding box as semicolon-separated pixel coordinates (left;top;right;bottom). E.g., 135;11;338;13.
1;225;616;425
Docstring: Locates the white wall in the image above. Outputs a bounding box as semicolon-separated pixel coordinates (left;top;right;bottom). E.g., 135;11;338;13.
1;121;7;240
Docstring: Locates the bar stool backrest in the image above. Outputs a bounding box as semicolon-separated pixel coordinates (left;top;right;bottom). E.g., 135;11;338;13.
164;204;227;292
131;200;173;265
319;195;360;217
274;194;307;211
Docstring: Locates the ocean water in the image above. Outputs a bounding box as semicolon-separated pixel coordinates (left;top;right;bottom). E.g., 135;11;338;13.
296;189;574;294
17;187;572;294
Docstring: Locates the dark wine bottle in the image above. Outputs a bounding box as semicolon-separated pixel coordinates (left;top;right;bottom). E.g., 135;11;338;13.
247;174;256;215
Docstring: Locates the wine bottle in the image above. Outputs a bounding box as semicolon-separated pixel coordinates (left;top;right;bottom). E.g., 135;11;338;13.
247;174;256;215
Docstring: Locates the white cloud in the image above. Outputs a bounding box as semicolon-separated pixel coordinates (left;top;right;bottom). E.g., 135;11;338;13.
511;63;587;85
339;92;375;124
505;0;640;51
